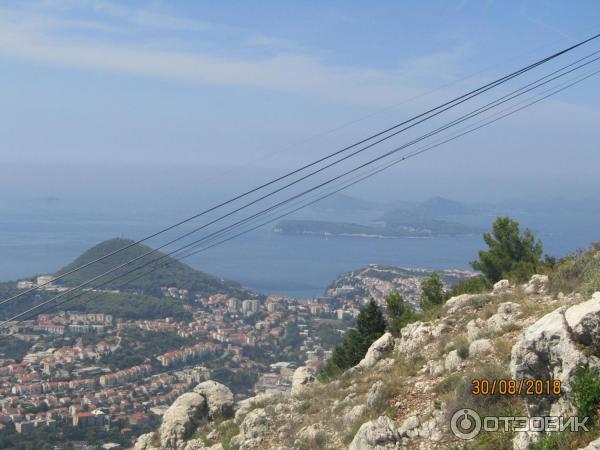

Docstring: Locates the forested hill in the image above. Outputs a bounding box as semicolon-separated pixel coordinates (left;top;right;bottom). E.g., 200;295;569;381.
55;238;254;299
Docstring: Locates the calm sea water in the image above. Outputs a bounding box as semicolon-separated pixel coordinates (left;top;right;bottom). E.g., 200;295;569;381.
1;203;598;298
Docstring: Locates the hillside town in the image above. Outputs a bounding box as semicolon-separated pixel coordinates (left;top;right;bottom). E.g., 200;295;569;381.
0;271;380;447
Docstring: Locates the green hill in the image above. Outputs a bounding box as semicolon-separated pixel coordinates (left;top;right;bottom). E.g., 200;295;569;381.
55;238;254;299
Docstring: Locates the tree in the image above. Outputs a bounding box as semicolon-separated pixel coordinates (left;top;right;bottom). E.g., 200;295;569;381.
385;292;420;335
318;299;385;380
357;299;386;341
471;217;544;283
420;272;445;310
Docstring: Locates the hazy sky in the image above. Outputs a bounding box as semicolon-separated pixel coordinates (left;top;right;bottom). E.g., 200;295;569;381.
1;0;600;203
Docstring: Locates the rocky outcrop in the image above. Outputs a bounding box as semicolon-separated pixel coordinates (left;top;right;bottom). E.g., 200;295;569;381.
366;380;384;410
238;408;269;440
444;349;463;371
349;416;400;450
291;366;317;396
510;293;600;418
469;338;493;356
487;301;521;331
524;274;549;295
133;381;234;450
356;332;394;369
134;432;159;450
234;393;279;424
397;322;431;354
493;279;511;294
159;392;207;449
193;380;234;419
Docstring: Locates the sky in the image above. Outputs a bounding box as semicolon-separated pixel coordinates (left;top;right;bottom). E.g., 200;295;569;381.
1;0;600;205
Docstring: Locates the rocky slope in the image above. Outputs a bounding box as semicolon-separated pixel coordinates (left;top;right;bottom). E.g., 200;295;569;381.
134;274;600;450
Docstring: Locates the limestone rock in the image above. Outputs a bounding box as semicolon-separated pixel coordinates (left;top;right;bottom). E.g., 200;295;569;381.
444;349;463;372
193;380;234;420
427;359;445;377
487;301;521;331
524;274;549;295
510;294;600;417
235;393;278;424
444;294;478;314
466;318;487;341
159;392;207;449
366;380;385;410
356;332;394;369
397;415;419;436
493;279;511;294
580;437;600;449
134;432;159;450
291;366;316;396
565;292;600;348
240;408;269;440
344;404;368;425
397;322;431;354
469;338;493;357
349;416;400;450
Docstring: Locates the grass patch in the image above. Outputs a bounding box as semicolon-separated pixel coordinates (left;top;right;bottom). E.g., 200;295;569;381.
435;373;463;395
549;242;600;296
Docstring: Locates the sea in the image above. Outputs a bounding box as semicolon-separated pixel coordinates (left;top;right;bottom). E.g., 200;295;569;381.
1;197;599;298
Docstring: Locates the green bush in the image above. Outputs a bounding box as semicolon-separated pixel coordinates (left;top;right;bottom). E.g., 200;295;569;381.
450;276;492;296
572;365;600;421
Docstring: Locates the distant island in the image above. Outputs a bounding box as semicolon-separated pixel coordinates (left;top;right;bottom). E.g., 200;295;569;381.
275;195;482;238
274;218;479;238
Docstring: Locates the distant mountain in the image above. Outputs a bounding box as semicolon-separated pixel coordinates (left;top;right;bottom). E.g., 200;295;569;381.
55;238;255;299
386;196;474;217
311;193;383;213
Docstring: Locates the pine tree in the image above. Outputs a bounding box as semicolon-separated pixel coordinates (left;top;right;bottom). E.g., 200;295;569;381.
386;291;420;335
357;299;386;341
471;216;543;282
420;272;445;310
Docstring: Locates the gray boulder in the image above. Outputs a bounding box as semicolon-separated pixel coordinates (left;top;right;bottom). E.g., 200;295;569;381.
159;392;207;449
524;274;549;295
444;349;463;372
349;416;400;450
510;294;600;417
239;408;269;440
193;380;234;419
291;366;316;396
356;332;394;369
134;432;159;450
366;380;385;410
580;437;600;449
493;279;511;294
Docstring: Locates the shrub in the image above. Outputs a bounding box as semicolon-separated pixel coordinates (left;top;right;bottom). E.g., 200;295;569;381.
454;336;470;359
450;276;493;296
571;365;600;421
